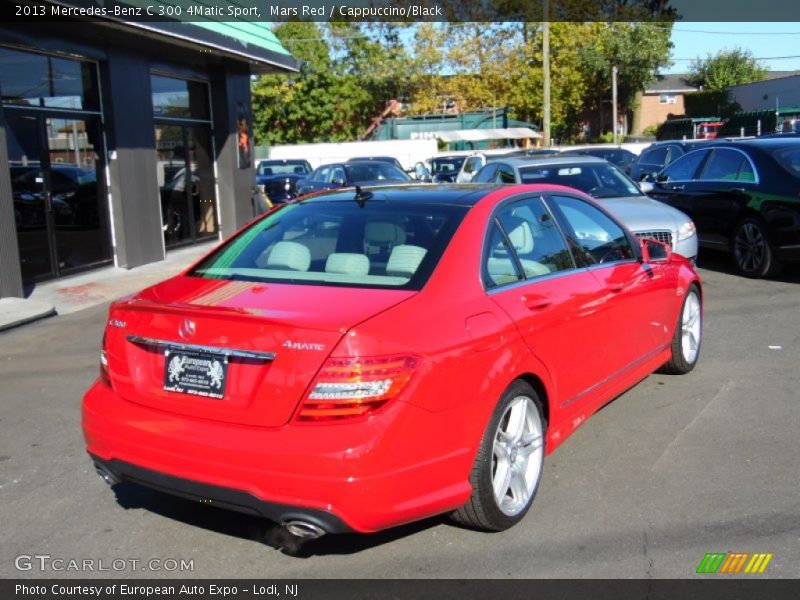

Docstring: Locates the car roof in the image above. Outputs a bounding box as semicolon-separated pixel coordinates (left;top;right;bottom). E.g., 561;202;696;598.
261;159;308;164
492;155;609;169
713;137;800;150
299;184;503;207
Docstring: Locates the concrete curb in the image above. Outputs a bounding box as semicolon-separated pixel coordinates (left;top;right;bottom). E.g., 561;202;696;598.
0;298;56;332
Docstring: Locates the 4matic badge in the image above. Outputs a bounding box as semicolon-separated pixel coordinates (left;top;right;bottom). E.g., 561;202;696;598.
282;340;326;352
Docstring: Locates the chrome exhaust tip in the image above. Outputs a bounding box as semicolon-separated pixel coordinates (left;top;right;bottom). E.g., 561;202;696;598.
94;464;118;486
283;520;326;540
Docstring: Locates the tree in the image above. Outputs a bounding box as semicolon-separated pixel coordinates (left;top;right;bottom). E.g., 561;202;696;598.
687;48;768;92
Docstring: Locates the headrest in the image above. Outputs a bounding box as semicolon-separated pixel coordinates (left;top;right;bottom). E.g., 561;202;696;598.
263;241;310;271
325;253;370;276
386;245;427;278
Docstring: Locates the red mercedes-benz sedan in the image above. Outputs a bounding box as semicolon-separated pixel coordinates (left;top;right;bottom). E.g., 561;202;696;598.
83;184;702;539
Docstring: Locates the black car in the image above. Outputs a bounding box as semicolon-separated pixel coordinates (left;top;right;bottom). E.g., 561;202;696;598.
648;138;800;277
256;159;312;204
296;160;411;195
563;147;638;174
631;140;714;182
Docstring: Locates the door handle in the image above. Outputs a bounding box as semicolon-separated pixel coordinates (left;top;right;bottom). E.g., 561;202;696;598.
608;282;625;293
670;184;685;191
522;295;552;310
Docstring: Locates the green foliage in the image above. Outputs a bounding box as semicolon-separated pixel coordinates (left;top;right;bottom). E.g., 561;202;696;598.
642;124;659;136
253;17;675;145
687;48;768;92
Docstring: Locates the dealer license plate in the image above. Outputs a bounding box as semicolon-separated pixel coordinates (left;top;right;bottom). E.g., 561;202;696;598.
163;349;228;399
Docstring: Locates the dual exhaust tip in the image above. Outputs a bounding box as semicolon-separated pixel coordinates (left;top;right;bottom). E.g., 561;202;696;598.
93;463;326;540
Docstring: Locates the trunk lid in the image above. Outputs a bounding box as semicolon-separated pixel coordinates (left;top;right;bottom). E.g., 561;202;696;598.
105;276;414;427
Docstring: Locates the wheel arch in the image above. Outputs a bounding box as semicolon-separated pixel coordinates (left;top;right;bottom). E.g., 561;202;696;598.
514;372;551;430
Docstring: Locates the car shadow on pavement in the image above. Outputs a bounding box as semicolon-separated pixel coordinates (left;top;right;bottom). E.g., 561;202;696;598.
696;250;800;283
111;481;444;557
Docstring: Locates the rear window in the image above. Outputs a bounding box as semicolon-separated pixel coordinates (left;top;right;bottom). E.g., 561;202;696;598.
257;161;309;176
518;163;640;198
773;147;800;178
191;200;468;290
344;162;410;183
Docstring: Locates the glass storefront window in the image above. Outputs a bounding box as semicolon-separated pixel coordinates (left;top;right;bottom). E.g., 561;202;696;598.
0;47;99;111
151;74;209;120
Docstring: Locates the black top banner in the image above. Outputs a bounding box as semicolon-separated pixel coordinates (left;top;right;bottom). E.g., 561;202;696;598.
2;0;798;23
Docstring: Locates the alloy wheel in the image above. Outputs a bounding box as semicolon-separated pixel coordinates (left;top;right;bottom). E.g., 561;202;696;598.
681;291;702;365
492;396;544;517
734;222;766;273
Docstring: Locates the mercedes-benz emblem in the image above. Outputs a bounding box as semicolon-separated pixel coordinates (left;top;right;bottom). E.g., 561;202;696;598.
178;319;196;340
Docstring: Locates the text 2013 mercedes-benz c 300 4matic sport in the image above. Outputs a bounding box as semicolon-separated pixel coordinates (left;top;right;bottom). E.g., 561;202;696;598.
83;183;702;540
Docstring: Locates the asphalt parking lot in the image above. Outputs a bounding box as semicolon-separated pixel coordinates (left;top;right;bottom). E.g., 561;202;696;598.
1;253;798;579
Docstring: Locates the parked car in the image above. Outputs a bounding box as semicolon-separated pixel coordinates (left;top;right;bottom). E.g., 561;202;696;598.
472;156;698;262
296;160;411;195
255;159;312;204
562;147;638;174
631;140;714;182
455;150;522;183
84;183;702;541
648;138;800;277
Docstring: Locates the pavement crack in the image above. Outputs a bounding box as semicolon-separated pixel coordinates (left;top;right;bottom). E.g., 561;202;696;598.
643;531;654;579
650;378;735;471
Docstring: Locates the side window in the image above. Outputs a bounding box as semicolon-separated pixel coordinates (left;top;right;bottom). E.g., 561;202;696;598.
549;195;635;265
473;164;498;183
463;157;481;175
641;146;667;167
665;145;684;165
496;166;517;184
483;222;522;288
483;197;575;287
313;166;330;183
660;149;708;182
700;149;747;181
738;157;756;182
329;166;345;184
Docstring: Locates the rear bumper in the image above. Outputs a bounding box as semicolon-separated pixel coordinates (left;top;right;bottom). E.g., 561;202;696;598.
82;380;472;533
90;454;352;533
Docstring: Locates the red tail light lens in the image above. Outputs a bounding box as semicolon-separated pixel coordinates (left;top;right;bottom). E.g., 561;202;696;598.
99;331;110;386
297;354;419;421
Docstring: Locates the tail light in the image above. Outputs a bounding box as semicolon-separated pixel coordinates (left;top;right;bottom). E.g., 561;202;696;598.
99;331;110;386
297;354;419;421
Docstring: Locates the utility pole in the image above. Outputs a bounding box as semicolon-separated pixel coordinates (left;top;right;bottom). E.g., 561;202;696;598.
542;0;551;147
612;64;618;145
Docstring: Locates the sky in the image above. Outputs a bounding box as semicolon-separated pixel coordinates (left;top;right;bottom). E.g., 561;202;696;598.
667;22;800;74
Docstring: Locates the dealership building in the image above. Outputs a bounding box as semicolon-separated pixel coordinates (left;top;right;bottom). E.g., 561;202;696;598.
0;5;298;298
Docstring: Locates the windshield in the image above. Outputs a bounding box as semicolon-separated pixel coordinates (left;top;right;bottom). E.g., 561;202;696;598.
191;199;467;290
344;162;410;183
257;161;310;176
431;157;466;174
519;163;641;198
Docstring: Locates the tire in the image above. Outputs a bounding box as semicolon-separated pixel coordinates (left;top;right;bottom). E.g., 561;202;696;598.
451;380;546;532
731;217;782;278
660;284;702;375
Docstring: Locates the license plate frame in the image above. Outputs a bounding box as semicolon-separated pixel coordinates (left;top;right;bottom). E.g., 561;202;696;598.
163;348;228;400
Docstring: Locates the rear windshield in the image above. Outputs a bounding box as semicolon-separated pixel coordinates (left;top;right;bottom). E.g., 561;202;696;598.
344;162;410;183
432;157;466;173
519;163;641;198
191;200;468;290
773;147;800;178
257;161;309;176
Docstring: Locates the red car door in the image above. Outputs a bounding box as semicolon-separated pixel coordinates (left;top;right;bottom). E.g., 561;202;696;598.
546;193;675;373
482;195;611;409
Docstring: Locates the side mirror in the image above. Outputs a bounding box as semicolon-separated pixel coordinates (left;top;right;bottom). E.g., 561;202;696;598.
639;237;672;263
653;172;667;183
638;181;654;194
